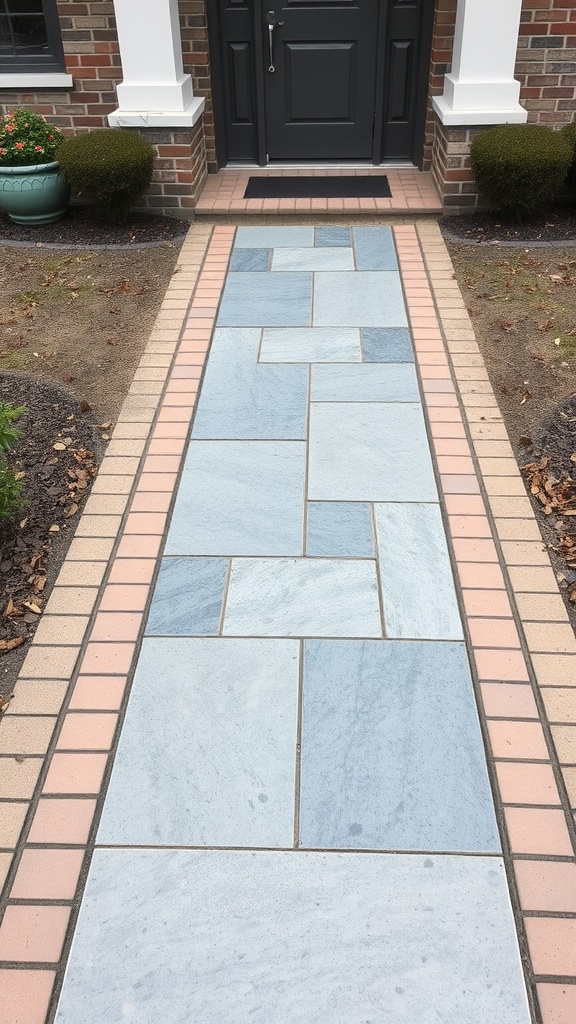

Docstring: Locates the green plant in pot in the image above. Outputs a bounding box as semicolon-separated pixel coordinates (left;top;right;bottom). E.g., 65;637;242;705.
0;109;70;225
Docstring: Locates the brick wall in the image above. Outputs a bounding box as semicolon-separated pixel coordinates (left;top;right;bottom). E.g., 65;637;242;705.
0;0;209;216
431;0;576;210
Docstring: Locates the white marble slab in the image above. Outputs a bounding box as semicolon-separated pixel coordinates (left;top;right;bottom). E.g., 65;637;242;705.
375;503;464;640
308;403;438;501
223;558;382;637
260;327;361;363
271;247;354;271
55;849;532;1024
165;440;306;556
97;638;299;847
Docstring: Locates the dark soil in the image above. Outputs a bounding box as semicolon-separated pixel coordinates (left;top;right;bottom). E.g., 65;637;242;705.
447;238;576;630
0;204;187;247
0;374;102;700
442;207;576;244
517;396;576;615
0;242;180;423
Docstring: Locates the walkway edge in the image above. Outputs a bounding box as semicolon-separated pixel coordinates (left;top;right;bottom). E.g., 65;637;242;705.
0;222;236;1024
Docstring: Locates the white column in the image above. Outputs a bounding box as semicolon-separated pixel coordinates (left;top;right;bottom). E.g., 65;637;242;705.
433;0;527;126
109;0;204;128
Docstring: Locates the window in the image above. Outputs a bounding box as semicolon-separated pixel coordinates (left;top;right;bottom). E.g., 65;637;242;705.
0;0;65;73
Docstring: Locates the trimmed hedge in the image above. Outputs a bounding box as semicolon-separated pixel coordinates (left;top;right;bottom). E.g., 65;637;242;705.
561;122;576;195
470;124;571;219
57;129;154;219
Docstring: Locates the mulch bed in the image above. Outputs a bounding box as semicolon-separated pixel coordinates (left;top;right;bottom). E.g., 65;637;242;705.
0;204;187;247
0;373;103;699
442;207;576;244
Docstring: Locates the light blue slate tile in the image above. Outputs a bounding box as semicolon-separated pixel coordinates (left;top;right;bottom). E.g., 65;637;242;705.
315;226;351;247
271;247;354;272
192;329;308;439
362;327;414;362
229;248;271;272
223;558;381;637
165;441;305;556
235;226;314;248
375;503;463;640
353;226;398;270
300;640;501;852
306;503;373;557
260;327;361;363
313;271;407;327
55;849;531;1024
146;557;227;636
97;638;299;847
308;403;437;501
311;363;419;402
217;272;313;327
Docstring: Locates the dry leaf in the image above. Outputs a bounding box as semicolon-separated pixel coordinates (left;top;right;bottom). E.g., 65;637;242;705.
0;636;25;653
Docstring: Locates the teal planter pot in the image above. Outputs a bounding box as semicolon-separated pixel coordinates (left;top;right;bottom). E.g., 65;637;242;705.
0;161;70;225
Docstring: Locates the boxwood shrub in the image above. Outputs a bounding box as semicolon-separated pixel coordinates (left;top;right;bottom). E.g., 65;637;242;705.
561;122;576;195
57;129;154;219
469;124;571;219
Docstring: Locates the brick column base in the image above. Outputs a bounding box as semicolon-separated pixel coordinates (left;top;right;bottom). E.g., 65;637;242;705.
136;117;208;219
431;116;491;211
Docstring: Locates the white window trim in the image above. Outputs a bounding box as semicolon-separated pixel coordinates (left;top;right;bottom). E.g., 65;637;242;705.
0;72;73;88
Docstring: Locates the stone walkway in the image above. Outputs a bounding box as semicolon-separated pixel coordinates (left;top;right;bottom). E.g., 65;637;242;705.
2;222;576;1024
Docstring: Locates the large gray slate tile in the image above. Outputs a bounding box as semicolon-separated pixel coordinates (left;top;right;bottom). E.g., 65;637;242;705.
308;403;437;501
311;363;419;402
260;327;361;363
314;271;407;328
306;502;374;557
353;226;398;270
55;849;531;1024
146;557;227;636
217;272;312;327
223;558;382;637
271;247;354;271
97;638;299;847
235;226;314;248
299;640;500;852
165;441;305;556
375;503;463;640
192;329;308;439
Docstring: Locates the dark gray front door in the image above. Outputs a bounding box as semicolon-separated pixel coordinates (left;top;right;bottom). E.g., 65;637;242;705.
209;0;433;165
263;0;380;161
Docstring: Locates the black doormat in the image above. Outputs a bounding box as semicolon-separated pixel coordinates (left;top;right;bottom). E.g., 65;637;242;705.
244;174;392;199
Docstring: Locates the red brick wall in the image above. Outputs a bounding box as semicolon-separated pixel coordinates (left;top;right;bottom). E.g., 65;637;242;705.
517;0;576;127
424;0;457;170
431;0;576;209
0;0;209;215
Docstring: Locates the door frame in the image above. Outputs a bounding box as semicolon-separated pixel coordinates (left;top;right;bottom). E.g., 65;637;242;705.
207;0;435;169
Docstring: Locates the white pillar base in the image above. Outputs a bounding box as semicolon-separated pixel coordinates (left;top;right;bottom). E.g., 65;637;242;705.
108;95;205;129
433;95;527;127
434;0;527;127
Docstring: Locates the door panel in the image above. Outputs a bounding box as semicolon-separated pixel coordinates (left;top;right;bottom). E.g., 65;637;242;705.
381;0;426;161
264;1;379;161
214;0;259;161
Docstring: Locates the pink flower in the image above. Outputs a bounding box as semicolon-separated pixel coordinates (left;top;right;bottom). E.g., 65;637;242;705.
48;135;54;141
15;142;24;150
34;145;44;152
0;148;6;156
5;124;15;133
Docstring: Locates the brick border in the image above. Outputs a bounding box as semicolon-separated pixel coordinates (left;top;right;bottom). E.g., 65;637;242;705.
0;222;237;1024
396;222;576;1024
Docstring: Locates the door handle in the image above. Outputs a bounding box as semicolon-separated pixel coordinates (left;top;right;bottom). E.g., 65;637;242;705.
266;10;283;73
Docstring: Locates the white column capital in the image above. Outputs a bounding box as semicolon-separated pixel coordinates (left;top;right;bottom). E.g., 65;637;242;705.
109;0;205;129
433;0;527;126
